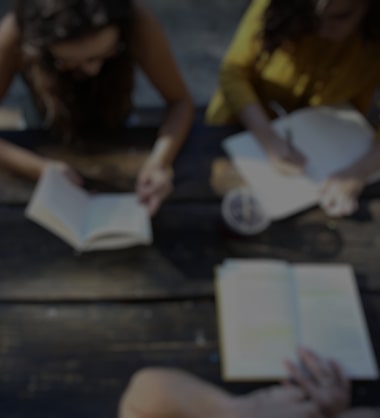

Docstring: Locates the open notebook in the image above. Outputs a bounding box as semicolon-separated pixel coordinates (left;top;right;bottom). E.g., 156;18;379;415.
215;259;378;381
26;166;152;252
223;106;379;220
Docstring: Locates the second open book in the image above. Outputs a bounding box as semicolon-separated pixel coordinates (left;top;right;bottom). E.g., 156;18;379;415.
216;260;378;381
26;166;152;252
223;106;380;220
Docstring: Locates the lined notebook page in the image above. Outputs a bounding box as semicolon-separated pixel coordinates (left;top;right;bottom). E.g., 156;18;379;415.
216;260;296;380
216;260;378;381
294;264;378;379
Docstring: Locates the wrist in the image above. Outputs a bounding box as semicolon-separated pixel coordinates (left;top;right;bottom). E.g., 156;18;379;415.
30;156;49;180
148;136;176;168
141;159;174;179
254;132;281;155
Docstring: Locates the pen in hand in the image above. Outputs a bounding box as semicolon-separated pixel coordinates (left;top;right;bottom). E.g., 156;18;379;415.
268;101;307;174
271;101;296;154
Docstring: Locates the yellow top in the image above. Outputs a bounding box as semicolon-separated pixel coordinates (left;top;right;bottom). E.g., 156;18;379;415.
206;0;380;138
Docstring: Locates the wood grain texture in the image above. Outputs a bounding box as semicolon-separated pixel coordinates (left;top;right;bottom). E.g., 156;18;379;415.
0;298;379;418
1;125;380;417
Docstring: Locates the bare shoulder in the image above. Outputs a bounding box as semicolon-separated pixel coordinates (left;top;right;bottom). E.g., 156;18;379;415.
0;13;22;64
0;13;21;48
131;0;147;16
130;0;157;29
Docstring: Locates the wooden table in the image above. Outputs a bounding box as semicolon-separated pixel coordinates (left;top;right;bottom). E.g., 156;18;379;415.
0;124;379;418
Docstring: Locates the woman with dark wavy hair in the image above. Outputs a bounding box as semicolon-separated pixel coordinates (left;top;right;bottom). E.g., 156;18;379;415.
206;0;380;217
0;0;193;215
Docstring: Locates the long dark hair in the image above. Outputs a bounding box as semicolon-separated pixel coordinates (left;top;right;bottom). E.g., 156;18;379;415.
14;0;136;143
262;0;380;52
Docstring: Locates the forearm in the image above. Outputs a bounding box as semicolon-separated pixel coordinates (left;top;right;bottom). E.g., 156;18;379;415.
239;103;278;150
146;97;193;169
118;368;235;418
344;140;380;181
0;138;46;180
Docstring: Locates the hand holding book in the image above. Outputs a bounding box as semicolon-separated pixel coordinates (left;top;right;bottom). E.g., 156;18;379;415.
285;348;350;418
26;164;152;252
137;162;174;216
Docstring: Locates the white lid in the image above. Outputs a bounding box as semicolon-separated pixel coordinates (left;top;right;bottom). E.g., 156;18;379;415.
221;187;270;235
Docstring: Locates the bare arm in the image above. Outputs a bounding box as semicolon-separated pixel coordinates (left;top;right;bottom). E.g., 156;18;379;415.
133;0;194;169
118;368;233;418
118;368;319;418
132;0;194;214
0;13;49;180
218;1;306;174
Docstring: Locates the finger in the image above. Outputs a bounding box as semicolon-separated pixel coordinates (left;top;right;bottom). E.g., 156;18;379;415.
330;359;350;391
319;184;337;209
341;198;357;216
147;195;162;216
326;197;348;217
298;349;329;381
66;170;83;187
138;180;160;200
329;191;353;217
137;170;155;189
321;191;345;217
284;360;315;398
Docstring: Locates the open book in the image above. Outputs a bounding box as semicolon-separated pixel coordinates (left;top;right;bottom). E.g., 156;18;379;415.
215;259;378;381
223;106;379;220
25;166;152;252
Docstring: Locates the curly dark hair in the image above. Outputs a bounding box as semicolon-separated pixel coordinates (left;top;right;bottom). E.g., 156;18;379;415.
14;0;136;143
262;0;380;52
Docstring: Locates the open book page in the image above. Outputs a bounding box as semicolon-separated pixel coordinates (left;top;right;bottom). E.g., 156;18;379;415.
216;260;297;380
25;166;90;248
82;194;152;250
223;106;375;220
294;264;378;379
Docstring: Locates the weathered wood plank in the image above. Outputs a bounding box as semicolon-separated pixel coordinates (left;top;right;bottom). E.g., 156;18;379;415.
0;301;237;418
1;297;379;418
0;204;224;301
1;198;380;301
